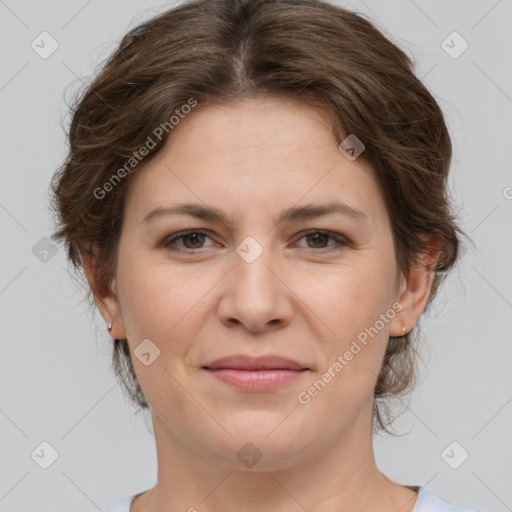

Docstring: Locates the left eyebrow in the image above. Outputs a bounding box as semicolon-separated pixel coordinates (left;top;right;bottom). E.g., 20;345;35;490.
142;200;369;226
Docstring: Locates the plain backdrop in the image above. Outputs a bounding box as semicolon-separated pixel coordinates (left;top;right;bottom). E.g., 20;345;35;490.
0;0;511;511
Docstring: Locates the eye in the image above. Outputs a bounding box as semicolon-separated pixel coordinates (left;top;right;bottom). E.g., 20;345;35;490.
162;229;349;253
293;230;349;252
162;230;215;251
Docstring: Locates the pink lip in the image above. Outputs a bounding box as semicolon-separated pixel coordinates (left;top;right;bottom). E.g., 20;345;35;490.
202;354;309;392
203;354;308;371
205;368;307;392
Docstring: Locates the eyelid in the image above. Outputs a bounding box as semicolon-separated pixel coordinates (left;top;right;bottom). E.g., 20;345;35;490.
162;228;350;252
292;229;350;250
297;228;345;239
162;229;217;249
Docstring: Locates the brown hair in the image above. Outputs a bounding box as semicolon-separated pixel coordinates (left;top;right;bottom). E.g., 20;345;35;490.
49;0;471;434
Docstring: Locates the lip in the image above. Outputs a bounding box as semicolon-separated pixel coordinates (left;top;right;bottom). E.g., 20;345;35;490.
202;354;309;392
202;354;308;371
204;368;307;392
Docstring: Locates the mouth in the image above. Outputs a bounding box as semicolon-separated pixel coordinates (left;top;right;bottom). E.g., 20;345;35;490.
201;354;310;392
202;354;309;371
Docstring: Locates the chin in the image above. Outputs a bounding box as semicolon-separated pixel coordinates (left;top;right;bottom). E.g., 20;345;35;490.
195;415;320;471
205;439;312;473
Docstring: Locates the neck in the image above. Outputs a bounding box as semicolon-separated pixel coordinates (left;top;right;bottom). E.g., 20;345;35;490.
132;404;418;512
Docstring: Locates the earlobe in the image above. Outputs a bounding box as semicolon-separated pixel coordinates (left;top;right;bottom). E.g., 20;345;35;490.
81;250;127;339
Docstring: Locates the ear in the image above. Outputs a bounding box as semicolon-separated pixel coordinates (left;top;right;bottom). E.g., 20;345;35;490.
389;233;443;337
82;248;127;339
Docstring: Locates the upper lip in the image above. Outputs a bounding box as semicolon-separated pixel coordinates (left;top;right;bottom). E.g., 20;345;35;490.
203;354;308;371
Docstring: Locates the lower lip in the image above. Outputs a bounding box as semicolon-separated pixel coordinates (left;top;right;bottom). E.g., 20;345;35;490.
204;368;308;392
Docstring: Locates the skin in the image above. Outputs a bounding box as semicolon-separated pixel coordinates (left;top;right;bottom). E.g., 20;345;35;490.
84;98;440;512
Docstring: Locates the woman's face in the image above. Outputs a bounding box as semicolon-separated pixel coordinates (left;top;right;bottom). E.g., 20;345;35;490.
103;98;412;469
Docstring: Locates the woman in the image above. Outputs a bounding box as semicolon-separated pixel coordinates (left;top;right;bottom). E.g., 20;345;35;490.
50;0;485;511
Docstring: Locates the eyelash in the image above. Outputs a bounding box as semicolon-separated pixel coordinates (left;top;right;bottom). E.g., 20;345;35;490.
162;229;349;253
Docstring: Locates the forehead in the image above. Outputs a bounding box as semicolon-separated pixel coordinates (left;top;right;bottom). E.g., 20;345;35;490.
124;98;387;228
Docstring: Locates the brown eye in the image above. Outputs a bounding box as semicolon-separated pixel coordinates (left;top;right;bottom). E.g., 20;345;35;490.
162;229;348;254
294;230;348;251
305;232;330;248
163;230;214;251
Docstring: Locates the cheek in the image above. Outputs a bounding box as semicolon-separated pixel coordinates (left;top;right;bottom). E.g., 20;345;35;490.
116;263;198;399
302;257;394;332
299;257;394;383
117;256;212;361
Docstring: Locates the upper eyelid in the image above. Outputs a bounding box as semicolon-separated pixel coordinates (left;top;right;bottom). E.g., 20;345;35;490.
163;229;348;248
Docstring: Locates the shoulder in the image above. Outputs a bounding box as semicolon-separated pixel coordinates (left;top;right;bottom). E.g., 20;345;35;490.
106;494;136;512
413;487;486;512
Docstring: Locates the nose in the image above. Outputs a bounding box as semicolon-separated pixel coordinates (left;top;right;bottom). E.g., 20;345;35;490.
216;240;294;332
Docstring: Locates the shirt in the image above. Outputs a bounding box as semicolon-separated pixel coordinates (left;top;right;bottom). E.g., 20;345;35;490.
106;486;485;512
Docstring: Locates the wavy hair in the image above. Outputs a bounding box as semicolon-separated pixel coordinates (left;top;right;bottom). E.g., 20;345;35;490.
49;0;471;434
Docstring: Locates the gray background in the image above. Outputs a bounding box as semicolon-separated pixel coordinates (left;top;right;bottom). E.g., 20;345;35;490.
0;0;511;510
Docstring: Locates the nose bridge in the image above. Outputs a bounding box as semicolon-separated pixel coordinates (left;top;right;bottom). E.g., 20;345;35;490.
233;233;279;294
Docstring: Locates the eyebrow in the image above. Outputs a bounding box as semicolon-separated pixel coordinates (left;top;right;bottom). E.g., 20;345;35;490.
142;200;368;227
